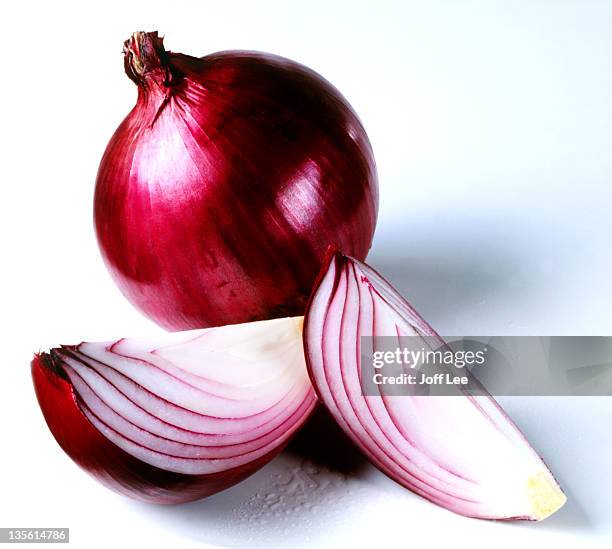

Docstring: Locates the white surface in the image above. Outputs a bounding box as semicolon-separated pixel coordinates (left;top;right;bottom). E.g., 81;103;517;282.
1;0;611;547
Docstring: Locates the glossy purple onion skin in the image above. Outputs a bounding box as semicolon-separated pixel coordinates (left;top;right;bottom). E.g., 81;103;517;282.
95;32;378;330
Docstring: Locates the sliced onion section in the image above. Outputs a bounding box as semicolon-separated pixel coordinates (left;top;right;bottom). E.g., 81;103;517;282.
303;251;566;521
32;316;316;503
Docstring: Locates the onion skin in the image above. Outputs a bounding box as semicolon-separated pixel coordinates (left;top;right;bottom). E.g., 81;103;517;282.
32;317;316;504
95;31;378;330
303;250;566;521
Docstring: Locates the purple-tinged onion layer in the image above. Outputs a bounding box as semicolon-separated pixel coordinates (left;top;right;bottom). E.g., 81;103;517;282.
95;31;378;331
303;251;566;521
32;316;316;503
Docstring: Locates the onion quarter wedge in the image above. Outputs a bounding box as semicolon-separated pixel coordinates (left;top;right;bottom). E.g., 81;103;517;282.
303;251;566;521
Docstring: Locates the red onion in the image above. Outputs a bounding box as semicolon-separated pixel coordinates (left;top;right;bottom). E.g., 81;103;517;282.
95;31;378;330
303;251;566;520
32;317;316;503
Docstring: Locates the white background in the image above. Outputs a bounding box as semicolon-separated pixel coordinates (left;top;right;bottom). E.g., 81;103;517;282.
2;0;611;547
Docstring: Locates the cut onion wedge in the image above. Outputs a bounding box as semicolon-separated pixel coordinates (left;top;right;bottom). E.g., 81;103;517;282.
32;316;316;503
303;251;566;521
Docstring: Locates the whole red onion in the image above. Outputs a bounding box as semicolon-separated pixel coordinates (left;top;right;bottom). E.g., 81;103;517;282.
95;31;378;330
